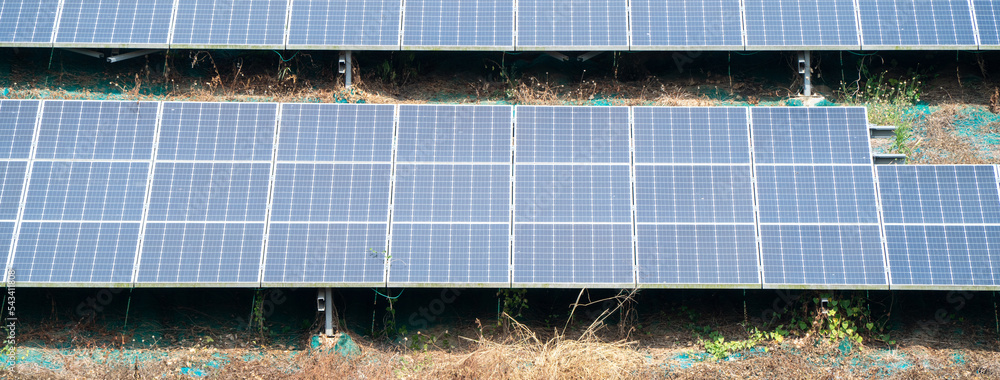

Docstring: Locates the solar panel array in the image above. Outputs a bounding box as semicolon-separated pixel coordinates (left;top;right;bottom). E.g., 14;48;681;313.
4;0;1000;50
3;99;1000;290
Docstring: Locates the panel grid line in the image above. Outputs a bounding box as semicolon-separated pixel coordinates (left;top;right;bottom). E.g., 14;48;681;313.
969;0;982;48
257;103;283;285
384;105;400;285
49;0;67;46
509;106;515;286
746;107;764;287
628;106;638;287
3;100;44;279
130;102;165;285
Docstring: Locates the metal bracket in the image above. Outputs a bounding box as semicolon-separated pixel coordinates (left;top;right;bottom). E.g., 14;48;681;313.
797;51;812;96
544;52;570;62
107;49;163;63
63;48;104;59
577;51;603;62
317;288;334;336
869;125;898;139
339;51;352;88
873;154;907;165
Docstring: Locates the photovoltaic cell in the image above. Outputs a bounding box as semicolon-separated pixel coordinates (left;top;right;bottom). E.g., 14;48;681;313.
287;0;401;48
0;161;26;220
743;0;860;48
137;222;264;284
158;102;276;161
751;107;871;165
636;224;758;285
0;99;38;159
515;106;630;163
389;223;508;284
12;222;139;284
23;161;148;221
974;0;1000;47
759;224;886;286
0;0;59;44
402;0;514;48
278;104;394;162
629;0;742;49
878;165;1000;224
516;0;628;49
263;223;387;284
147;162;271;222
172;0;287;48
513;223;633;285
54;0;173;46
858;0;977;48
634;165;754;224
632;107;749;164
393;164;509;223
36;101;159;160
755;165;880;224
270;163;392;222
515;165;631;223
397;105;511;163
885;225;1000;287
0;222;12;271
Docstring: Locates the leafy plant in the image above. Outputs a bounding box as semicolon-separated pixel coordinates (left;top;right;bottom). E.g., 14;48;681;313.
497;288;529;324
248;289;271;339
768;292;895;346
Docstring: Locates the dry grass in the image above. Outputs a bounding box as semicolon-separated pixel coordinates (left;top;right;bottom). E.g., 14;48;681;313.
908;105;994;164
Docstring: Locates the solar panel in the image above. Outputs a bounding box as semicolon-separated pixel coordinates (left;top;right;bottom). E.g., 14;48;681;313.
858;0;977;49
751;107;871;165
393;164;509;223
158;102;276;161
136;222;264;285
389;223;509;285
263;223;387;285
147;163;271;222
278;104;395;162
629;0;743;49
515;106;630;164
402;0;514;49
36;101;159;160
516;0;629;50
885;225;1000;288
634;165;754;224
0;0;59;45
513;224;633;286
0;222;12;273
270;163;392;222
743;0;860;49
12;222;139;284
0;100;39;159
759;224;885;286
974;0;1000;48
633;107;750;164
54;0;173;47
756;165;880;224
171;0;287;48
878;165;1000;224
636;224;758;286
23;161;148;221
0;162;25;220
515;164;631;223
287;0;401;49
397;105;512;163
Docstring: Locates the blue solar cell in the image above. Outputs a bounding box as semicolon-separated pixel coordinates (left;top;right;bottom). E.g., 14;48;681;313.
23;161;148;221
513;223;633;285
516;0;628;48
633;107;749;164
636;224;758;285
0;161;26;220
54;0;173;46
264;223;387;284
389;223;509;284
278;104;394;162
12;222;139;283
858;0;976;47
402;0;514;48
878;165;1000;224
147;162;271;222
974;0;1000;46
172;0;287;47
751;107;871;165
515;106;630;163
397;105;512;163
137;222;264;284
159;102;276;161
759;224;886;286
287;0;401;48
0;0;59;44
393;164;509;223
0;100;38;159
634;165;754;224
744;0;860;48
0;222;14;271
755;165;879;224
629;0;743;48
270;163;392;222
515;164;631;223
36;101;158;160
885;225;1000;287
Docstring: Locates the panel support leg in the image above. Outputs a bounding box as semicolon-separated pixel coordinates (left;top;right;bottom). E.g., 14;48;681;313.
798;51;812;96
339;51;352;89
317;288;335;336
